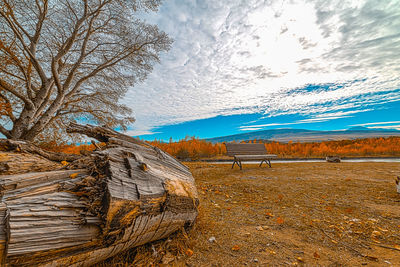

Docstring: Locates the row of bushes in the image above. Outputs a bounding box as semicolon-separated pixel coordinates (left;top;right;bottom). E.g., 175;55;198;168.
39;136;400;160
150;136;400;160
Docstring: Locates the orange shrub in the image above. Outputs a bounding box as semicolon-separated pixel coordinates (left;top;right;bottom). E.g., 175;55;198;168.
149;137;226;159
39;136;400;159
39;141;96;155
150;136;400;159
263;136;400;158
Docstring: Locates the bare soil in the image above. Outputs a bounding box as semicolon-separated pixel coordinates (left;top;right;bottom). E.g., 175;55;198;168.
102;162;400;266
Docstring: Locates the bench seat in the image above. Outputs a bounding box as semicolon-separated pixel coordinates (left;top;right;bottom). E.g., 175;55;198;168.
225;143;277;170
234;154;277;160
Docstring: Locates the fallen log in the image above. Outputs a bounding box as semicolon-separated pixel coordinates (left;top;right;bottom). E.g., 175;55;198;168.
0;123;199;266
0;152;63;175
0;139;81;162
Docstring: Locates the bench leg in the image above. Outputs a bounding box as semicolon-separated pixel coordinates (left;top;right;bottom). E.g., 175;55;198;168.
232;158;242;169
259;159;271;168
231;160;236;169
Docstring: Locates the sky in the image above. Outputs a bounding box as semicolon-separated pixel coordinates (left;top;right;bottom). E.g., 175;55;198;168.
124;0;400;141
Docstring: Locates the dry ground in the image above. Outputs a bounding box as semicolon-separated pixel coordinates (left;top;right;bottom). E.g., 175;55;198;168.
102;162;400;266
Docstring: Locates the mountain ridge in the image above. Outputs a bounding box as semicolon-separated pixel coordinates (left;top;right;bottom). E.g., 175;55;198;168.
205;127;400;143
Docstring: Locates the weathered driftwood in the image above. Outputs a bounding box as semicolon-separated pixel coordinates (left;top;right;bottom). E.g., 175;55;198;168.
0;123;199;266
0;152;62;175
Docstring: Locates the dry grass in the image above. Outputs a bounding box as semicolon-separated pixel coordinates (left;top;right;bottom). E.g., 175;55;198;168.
100;162;400;266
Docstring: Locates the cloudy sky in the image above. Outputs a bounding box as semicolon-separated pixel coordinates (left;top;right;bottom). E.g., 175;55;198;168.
124;0;400;140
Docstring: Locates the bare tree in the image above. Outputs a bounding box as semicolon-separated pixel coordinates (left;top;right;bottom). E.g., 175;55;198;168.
0;0;172;141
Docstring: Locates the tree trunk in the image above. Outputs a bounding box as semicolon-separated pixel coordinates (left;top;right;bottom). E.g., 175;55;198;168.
20;95;65;141
0;123;199;266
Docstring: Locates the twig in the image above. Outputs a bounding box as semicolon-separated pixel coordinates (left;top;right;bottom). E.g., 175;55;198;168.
91;140;101;150
210;240;237;257
320;229;378;261
369;242;400;251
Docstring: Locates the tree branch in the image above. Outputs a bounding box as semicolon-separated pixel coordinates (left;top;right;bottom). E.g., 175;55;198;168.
66;47;141;98
0;123;12;138
0;8;47;85
0;91;16;122
51;1;89;95
0;66;25;82
2;1;33;40
0;78;33;107
26;0;48;99
0;38;30;85
62;6;99;91
32;82;55;121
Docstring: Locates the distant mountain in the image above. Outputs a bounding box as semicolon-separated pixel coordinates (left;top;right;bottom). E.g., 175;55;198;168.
346;126;394;132
346;126;370;131
205;127;400;143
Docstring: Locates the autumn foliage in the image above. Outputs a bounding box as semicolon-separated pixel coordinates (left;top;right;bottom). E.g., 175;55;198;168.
263;137;400;158
45;136;400;159
39;141;96;155
0;95;12;118
148;137;226;160
149;136;400;159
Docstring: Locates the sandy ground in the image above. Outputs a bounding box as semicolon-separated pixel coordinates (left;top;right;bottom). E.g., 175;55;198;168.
103;162;400;266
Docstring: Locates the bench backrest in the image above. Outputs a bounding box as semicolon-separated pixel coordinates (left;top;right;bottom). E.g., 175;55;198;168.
225;143;267;156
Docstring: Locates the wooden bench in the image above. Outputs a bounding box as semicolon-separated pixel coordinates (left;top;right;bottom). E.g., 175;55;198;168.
225;143;277;170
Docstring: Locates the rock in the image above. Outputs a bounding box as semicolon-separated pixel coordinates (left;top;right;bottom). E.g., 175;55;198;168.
208;236;216;243
371;230;382;238
326;156;341;163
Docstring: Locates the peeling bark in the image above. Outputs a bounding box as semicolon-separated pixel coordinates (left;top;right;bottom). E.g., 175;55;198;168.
0;152;62;175
0;123;199;266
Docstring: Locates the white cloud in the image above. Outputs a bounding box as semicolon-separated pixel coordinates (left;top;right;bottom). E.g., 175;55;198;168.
368;125;400;130
239;109;370;131
239;122;296;129
239;127;264;131
295;109;372;123
124;129;160;137
124;0;400;134
350;120;400;131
